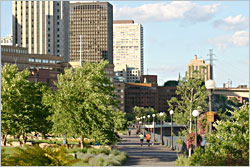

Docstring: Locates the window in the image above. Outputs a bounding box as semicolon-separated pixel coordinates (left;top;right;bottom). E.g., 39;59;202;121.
35;59;41;63
43;59;49;63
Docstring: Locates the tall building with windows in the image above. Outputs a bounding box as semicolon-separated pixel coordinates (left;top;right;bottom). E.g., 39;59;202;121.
187;55;212;81
113;20;144;83
69;2;113;64
12;1;70;62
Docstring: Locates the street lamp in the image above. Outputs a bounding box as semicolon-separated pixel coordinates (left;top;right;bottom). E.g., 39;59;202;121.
143;116;146;136
147;115;150;132
170;110;174;150
205;80;216;133
160;112;164;145
152;114;156;143
192;110;200;148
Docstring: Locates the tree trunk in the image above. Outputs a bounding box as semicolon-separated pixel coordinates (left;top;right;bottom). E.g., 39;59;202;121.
80;133;84;149
3;134;7;146
22;131;27;144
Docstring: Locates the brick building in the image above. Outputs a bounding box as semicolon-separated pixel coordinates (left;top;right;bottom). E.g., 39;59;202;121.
124;76;177;114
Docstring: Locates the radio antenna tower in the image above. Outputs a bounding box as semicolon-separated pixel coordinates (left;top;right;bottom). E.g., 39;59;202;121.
206;49;216;80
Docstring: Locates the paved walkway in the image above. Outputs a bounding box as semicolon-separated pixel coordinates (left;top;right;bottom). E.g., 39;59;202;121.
116;129;178;166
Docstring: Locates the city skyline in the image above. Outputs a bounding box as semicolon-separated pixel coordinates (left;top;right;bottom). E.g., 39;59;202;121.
1;1;249;87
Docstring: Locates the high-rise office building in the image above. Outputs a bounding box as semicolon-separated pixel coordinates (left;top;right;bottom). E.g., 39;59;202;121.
187;55;212;81
69;2;113;64
12;1;70;62
113;20;144;83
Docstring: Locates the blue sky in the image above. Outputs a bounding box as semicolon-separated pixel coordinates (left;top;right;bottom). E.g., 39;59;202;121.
1;1;249;87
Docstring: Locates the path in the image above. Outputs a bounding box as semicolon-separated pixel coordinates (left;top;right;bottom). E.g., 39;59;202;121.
116;129;178;166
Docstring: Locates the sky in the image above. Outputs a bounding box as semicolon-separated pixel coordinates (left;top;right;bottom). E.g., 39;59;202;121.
1;1;249;87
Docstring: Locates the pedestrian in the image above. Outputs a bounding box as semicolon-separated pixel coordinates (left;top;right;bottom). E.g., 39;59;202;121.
146;133;151;147
128;128;131;136
139;133;144;146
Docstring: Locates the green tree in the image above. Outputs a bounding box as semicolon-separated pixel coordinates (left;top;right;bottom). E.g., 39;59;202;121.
167;73;208;131
164;80;178;87
176;102;249;166
43;60;121;148
1;64;52;145
132;106;157;122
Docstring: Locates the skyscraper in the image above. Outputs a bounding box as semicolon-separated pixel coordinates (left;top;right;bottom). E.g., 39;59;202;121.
12;1;70;62
69;2;113;64
113;20;144;83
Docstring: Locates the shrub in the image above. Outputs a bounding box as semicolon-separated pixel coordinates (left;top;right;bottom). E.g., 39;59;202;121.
99;147;111;155
175;154;191;166
87;147;99;154
110;149;120;156
77;153;95;163
1;145;77;166
70;147;87;154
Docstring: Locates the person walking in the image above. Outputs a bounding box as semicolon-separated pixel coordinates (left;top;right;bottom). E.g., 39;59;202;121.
146;133;151;147
128;128;131;136
139;133;144;146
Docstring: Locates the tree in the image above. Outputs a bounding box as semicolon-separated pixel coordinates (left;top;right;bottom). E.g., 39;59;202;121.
43;60;122;148
167;72;208;130
164;80;178;87
176;102;249;166
132;106;157;122
167;72;208;156
1;64;52;145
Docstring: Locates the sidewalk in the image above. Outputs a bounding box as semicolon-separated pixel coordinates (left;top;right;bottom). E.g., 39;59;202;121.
116;129;178;166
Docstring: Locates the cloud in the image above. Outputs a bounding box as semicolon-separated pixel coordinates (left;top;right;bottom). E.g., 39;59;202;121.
114;2;221;24
213;15;249;31
208;31;249;49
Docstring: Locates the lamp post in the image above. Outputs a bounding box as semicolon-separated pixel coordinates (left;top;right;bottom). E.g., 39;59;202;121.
205;80;216;133
140;117;142;133
147;115;150;132
143;116;146;136
192;110;199;148
160;112;164;145
152;114;156;143
170;110;174;150
136;117;140;134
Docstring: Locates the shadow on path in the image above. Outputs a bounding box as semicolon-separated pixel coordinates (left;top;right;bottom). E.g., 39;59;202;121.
116;129;178;166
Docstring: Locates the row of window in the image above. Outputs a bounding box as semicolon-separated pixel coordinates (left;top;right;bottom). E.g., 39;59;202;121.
1;47;28;54
28;58;60;64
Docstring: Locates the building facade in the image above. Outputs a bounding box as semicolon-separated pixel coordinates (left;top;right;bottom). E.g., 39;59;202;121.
69;2;113;64
1;45;65;90
124;75;177;114
1;34;13;45
113;20;144;83
187;55;212;81
12;1;70;62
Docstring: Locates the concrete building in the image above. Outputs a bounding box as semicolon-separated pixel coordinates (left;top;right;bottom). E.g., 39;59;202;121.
69;2;113;64
113;20;144;83
12;1;70;62
187;55;212;81
1;45;66;90
1;34;13;45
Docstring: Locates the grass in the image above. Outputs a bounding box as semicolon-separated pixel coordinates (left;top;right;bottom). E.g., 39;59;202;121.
1;146;17;155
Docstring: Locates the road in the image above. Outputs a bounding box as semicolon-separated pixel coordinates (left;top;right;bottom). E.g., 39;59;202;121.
116;129;178;166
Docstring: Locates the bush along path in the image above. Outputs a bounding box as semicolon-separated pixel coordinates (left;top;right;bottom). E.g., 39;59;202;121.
116;129;178;166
